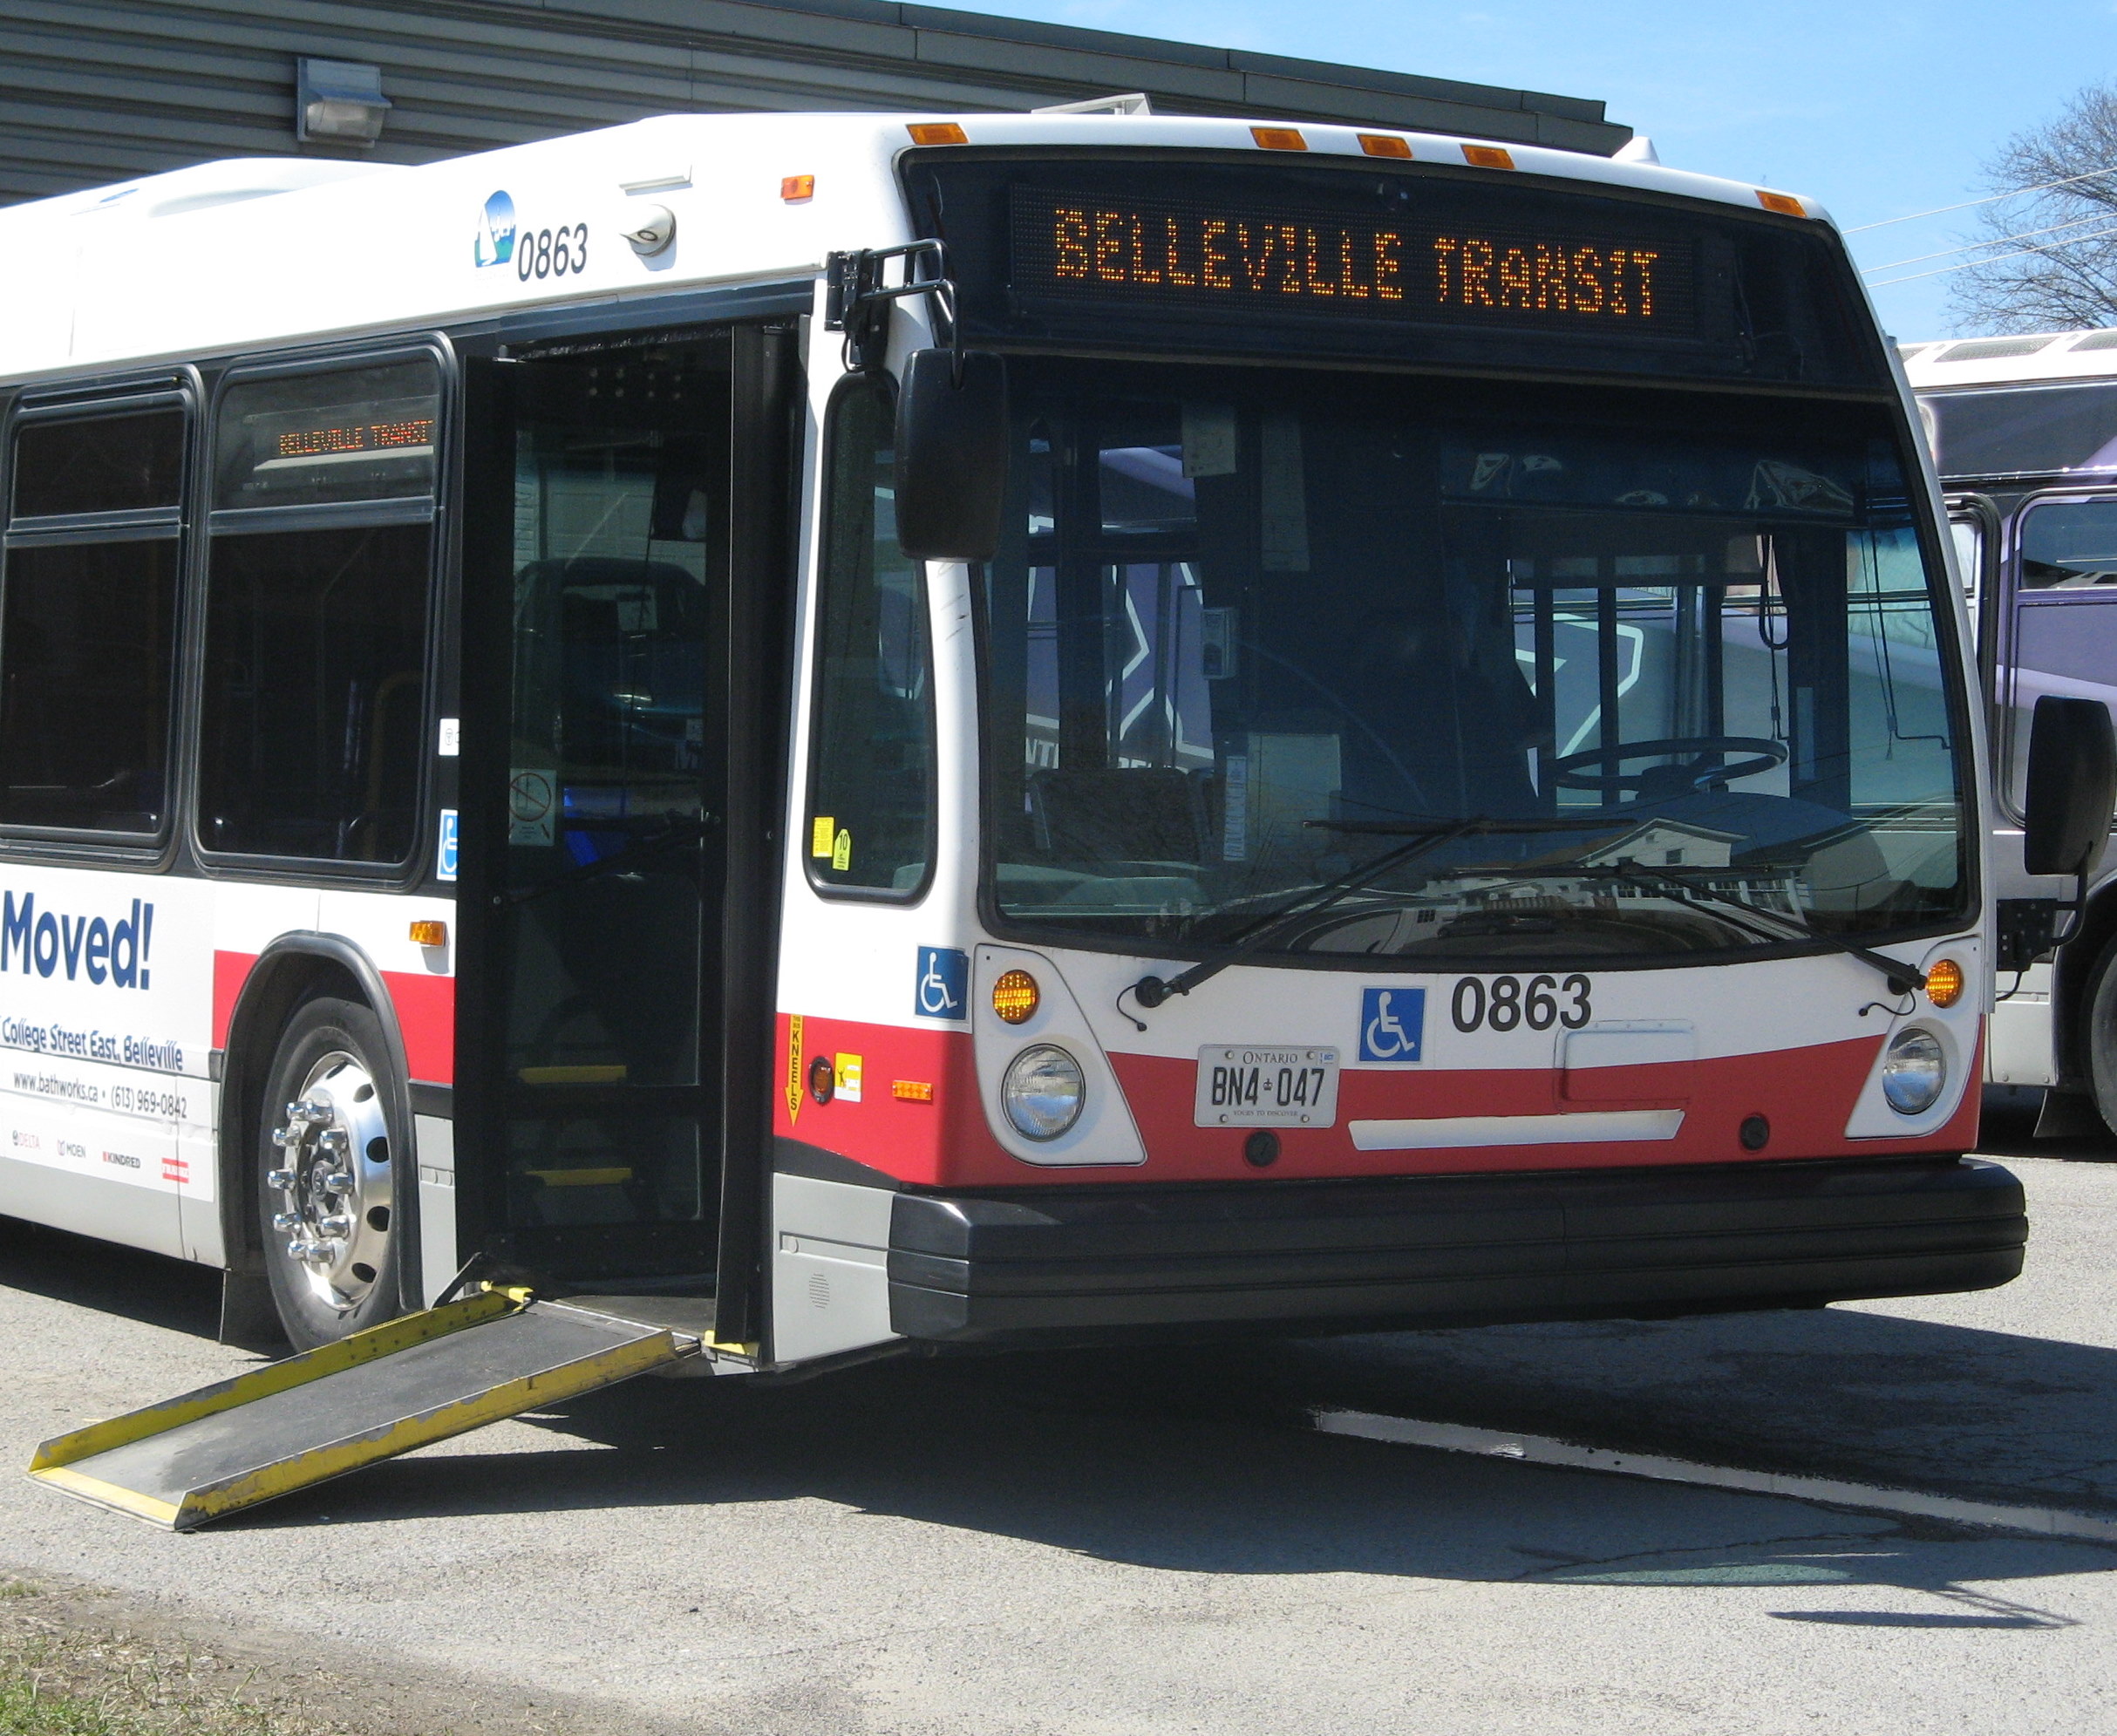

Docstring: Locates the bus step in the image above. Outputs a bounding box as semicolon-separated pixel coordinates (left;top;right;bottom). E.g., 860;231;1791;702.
25;1289;698;1530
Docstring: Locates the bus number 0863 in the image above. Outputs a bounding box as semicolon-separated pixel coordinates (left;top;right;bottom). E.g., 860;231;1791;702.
1451;973;1591;1032
517;223;589;282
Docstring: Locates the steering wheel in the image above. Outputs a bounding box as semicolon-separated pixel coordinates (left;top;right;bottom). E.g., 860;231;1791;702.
1549;735;1790;796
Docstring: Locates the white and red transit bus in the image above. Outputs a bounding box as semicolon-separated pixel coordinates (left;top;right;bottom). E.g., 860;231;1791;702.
0;110;2068;1371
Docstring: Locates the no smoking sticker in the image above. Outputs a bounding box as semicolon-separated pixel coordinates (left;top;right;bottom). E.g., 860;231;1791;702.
509;767;556;847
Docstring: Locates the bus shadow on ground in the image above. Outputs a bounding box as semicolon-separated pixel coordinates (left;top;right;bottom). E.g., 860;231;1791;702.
1982;1106;2117;1163
10;1204;2117;1617
0;1214;221;1338
223;1338;2117;1622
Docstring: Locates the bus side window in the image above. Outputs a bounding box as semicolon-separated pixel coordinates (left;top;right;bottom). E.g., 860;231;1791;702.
805;374;935;897
0;406;186;836
196;360;438;865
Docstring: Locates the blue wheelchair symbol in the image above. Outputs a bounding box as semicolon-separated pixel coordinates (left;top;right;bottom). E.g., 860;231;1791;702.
437;809;459;882
915;947;969;1020
1359;987;1425;1063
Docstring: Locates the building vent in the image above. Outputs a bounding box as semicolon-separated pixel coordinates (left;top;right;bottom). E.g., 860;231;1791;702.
1935;336;2058;363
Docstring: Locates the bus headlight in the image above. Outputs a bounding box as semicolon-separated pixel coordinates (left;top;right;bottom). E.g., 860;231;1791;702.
1882;1027;1947;1115
1002;1045;1085;1140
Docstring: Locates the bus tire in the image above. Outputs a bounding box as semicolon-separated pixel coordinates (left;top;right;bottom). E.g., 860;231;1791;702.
257;994;407;1350
2084;936;2117;1140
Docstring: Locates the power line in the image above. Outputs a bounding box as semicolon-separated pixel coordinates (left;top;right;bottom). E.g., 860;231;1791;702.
1862;208;2117;275
1869;219;2117;288
1844;162;2117;234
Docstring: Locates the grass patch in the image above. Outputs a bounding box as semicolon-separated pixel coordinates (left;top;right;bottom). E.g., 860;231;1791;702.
0;1658;276;1736
0;1583;281;1736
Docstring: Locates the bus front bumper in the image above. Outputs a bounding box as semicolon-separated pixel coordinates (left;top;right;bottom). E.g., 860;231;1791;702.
884;1157;2025;1345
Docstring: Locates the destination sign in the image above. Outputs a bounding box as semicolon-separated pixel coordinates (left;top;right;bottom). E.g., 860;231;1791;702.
1011;190;1697;336
273;417;434;462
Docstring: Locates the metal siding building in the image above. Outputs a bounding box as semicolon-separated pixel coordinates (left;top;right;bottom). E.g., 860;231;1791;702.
0;0;1628;206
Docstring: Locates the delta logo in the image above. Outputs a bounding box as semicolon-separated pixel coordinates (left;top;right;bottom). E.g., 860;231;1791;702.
474;190;515;268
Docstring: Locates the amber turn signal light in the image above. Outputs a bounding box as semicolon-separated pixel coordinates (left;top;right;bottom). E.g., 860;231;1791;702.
1925;958;1965;1009
780;174;814;201
409;920;447;948
992;969;1040;1025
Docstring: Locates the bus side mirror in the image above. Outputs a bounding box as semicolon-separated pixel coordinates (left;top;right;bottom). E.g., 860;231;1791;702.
2024;695;2117;879
895;348;1008;563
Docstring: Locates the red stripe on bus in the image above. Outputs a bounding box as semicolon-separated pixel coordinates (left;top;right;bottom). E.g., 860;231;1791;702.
772;1011;997;1186
211;950;250;1049
768;1014;1980;1188
386;970;455;1084
214;951;455;1085
1109;1035;1964;1178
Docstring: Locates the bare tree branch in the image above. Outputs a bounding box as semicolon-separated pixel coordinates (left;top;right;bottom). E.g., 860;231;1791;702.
1947;83;2117;331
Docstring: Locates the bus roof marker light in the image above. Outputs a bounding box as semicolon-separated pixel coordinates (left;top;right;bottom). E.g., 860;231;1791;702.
1251;127;1307;153
1924;957;1965;1009
780;175;814;202
623;206;676;256
1462;145;1515;170
1359;134;1413;160
1757;189;1807;217
992;969;1040;1025
907;123;968;146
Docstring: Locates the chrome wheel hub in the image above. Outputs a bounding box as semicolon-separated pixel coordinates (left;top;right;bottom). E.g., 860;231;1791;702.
267;1051;392;1311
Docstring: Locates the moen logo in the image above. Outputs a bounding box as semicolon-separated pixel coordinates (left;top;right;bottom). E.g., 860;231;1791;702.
0;894;153;989
474;190;516;268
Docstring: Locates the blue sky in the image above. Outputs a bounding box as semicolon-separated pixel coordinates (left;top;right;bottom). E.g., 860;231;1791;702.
954;0;2117;340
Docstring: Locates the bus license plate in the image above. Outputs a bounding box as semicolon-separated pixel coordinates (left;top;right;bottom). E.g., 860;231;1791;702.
1194;1046;1340;1128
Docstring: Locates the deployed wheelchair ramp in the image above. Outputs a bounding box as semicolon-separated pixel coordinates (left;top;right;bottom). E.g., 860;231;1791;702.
27;1290;700;1530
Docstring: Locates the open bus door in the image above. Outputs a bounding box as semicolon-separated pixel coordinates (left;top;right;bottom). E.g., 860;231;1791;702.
27;321;802;1528
454;321;799;1334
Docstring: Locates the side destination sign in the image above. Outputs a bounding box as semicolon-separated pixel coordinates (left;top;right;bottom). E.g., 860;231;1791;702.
1011;190;1696;336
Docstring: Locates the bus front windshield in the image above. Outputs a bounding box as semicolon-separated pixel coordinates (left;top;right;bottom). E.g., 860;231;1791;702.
978;364;1970;963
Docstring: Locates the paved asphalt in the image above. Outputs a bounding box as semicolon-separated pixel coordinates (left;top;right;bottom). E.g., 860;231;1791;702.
5;1117;2117;1734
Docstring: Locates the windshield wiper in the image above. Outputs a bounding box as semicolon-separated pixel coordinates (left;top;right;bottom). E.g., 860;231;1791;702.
1579;858;1926;997
1128;815;1546;1012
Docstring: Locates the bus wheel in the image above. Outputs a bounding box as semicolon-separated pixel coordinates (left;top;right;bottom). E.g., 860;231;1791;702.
258;995;405;1350
2085;938;2117;1140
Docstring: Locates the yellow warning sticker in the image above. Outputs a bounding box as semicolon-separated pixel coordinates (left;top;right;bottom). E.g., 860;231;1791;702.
832;828;852;872
784;1015;803;1123
811;816;835;858
834;1054;863;1104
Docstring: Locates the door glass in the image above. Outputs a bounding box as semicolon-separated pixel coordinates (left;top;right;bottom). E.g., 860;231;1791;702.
497;357;726;1236
1949;517;1982;627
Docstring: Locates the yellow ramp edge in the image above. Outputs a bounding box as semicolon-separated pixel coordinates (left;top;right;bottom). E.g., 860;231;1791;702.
27;1294;691;1530
29;1290;521;1476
